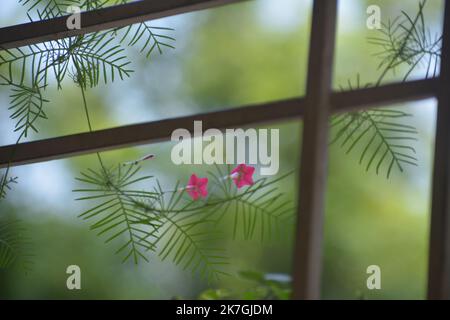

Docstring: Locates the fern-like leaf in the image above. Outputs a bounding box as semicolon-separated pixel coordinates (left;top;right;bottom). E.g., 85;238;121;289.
332;76;418;178
203;166;293;241
367;0;441;83
19;0;80;20
0;32;133;90
1;76;48;139
129;181;230;282
0;175;18;201
74;165;159;264
332;0;438;179
119;23;175;58
332;109;418;178
154;212;229;281
0;218;33;272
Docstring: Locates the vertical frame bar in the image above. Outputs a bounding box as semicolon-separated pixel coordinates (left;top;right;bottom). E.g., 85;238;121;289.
427;0;450;300
292;0;338;300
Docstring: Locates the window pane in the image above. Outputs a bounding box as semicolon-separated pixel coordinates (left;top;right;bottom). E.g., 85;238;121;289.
0;121;299;299
0;0;311;145
333;0;444;89
324;99;437;299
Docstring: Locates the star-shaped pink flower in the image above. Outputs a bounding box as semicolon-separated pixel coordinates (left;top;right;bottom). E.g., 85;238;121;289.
186;174;208;200
230;164;255;189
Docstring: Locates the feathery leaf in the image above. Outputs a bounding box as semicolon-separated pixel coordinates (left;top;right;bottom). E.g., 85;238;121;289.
0;218;33;272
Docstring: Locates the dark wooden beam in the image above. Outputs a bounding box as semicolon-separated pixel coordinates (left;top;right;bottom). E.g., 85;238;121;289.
0;98;302;168
292;0;337;300
427;0;450;300
0;0;245;49
331;78;440;113
0;78;439;169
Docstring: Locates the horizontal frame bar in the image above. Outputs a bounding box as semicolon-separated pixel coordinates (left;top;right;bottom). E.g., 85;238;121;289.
332;77;440;113
0;78;439;169
0;0;245;49
0;98;302;168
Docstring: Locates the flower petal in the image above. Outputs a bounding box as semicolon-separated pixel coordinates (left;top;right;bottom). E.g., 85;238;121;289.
186;188;199;200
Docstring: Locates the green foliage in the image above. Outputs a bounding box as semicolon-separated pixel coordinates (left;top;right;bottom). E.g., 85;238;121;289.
0;218;33;272
332;76;418;179
1;0;176;115
0;176;18;200
146;181;229;282
0;0;175;204
74;165;293;280
0;0;438;286
0;32;134;90
19;0;79;19
368;0;441;83
0;75;48;139
74;165;158;264
19;0;136;20
203;166;293;241
333;0;439;178
332;109;418;179
197;270;291;300
118;24;176;59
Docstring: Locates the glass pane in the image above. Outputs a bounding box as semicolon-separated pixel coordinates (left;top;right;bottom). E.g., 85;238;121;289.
0;119;300;299
0;0;311;145
333;0;444;89
324;99;437;299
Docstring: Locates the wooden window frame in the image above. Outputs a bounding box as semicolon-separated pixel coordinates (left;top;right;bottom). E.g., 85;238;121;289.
0;0;449;300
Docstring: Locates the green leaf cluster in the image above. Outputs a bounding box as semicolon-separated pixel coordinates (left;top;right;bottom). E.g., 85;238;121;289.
333;0;439;178
74;165;293;281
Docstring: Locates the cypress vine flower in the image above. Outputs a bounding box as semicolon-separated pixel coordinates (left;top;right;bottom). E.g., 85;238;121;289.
185;174;209;200
230;164;255;189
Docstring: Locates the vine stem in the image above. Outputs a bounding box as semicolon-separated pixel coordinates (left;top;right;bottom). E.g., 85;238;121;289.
375;0;427;86
78;83;107;173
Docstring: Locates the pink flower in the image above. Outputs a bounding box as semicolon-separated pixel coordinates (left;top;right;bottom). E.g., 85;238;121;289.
230;164;255;189
185;174;208;200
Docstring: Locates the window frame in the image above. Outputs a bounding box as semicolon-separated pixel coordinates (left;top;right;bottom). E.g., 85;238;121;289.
0;0;448;300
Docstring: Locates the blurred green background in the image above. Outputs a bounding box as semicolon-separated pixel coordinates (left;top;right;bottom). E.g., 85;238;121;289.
0;0;444;299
